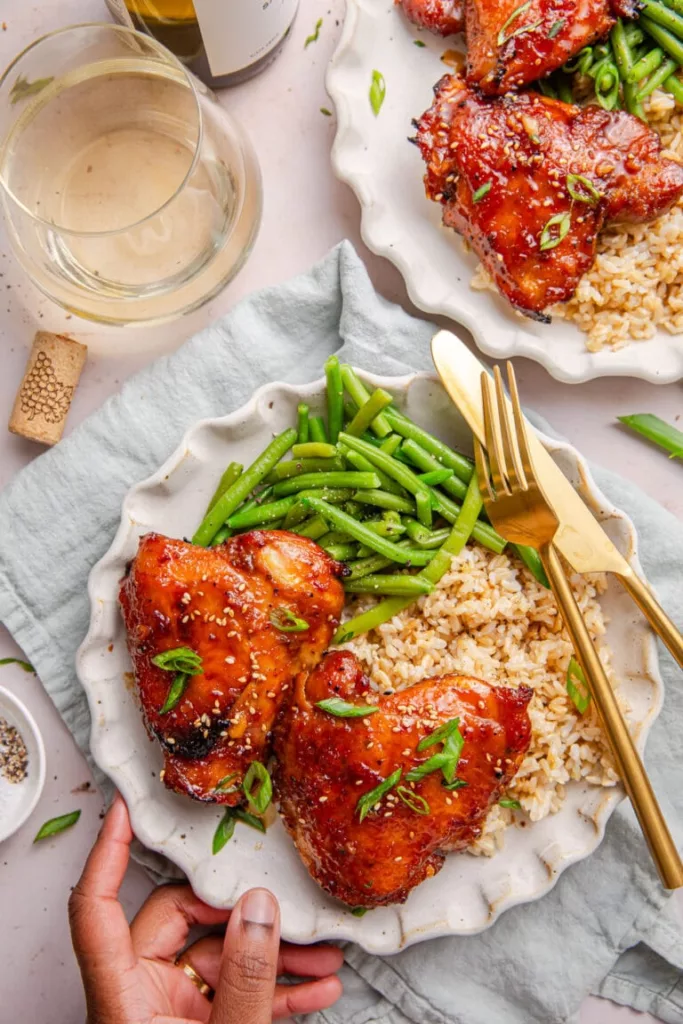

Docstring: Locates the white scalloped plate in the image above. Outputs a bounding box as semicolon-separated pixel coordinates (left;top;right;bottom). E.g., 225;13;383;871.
325;0;683;384
76;371;663;953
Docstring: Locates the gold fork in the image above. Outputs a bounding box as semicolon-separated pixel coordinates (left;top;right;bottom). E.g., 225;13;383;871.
476;363;683;890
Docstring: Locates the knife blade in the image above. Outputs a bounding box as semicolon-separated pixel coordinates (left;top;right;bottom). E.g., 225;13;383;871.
431;329;683;670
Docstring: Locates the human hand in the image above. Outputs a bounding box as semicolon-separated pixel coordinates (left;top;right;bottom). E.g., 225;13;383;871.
69;794;343;1023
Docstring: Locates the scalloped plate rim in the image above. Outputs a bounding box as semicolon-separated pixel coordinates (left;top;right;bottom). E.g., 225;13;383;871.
76;369;664;953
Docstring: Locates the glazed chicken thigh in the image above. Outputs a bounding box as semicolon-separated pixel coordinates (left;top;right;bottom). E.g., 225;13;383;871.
274;651;533;908
120;531;345;804
415;75;683;319
398;0;465;36
466;0;639;95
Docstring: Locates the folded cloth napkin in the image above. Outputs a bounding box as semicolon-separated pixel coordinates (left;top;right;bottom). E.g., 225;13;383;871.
0;241;682;1024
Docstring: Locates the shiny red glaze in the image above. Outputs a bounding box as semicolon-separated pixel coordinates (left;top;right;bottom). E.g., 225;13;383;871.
397;0;465;35
119;531;345;804
415;75;683;319
274;650;533;908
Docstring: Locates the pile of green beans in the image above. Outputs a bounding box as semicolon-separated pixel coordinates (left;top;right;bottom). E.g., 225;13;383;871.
555;7;683;119
192;360;550;638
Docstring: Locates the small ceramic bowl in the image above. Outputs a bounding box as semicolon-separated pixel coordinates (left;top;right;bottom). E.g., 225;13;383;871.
0;686;46;843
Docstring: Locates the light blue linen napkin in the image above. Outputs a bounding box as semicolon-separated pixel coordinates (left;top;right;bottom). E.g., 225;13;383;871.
0;241;682;1024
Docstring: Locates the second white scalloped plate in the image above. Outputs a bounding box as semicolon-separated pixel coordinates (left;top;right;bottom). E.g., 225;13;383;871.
76;371;662;953
325;0;683;384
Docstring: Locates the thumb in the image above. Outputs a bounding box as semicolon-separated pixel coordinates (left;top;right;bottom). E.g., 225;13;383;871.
210;888;280;1024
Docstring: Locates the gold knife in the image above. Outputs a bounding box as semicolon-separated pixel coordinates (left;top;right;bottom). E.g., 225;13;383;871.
431;329;683;671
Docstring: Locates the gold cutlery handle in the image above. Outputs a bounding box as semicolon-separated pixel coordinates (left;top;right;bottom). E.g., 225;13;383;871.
541;544;683;890
617;570;683;672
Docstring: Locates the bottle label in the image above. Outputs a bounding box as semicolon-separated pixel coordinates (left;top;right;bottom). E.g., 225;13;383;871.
193;0;298;75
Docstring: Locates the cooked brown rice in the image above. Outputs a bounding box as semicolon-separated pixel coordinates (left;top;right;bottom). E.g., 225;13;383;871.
471;89;683;353
337;545;620;856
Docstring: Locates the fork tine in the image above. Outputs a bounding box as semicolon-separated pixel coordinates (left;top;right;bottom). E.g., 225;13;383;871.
474;436;494;503
481;372;510;496
493;365;527;492
506;361;534;481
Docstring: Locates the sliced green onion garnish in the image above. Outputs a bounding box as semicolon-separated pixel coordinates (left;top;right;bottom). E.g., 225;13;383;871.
417;716;461;752
566;173;602;205
370;69;386;116
548;18;565;37
499;797;522;810
243;761;273;815
159;673;190;714
442;778;468;791
215;772;239;792
396;785;431;815
152;646;203;675
356;768;402;822
0;657;35;673
405;750;453;783
270;607;310;632
618;413;683;459
497;0;531;43
539;211;571;251
567;656;591;714
472;182;492;203
351;906;369;916
212;810;236;854
315;697;379;717
233;807;267;832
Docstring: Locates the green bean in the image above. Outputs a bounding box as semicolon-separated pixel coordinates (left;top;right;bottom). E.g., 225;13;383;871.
636;55;679;96
383;510;402;525
642;14;683;61
345;575;435;596
309;416;328;443
292;515;330;539
346;544;436;578
612;20;647;119
210;525;232;546
624;22;645;46
325;355;344;443
383;409;474;484
418;468;455;487
563;45;594;74
594;60;621;108
664;69;683;100
343;399;358;423
346;388;394;438
555;71;574;103
207;462;243;513
227;496;298;529
514;545;550;588
320;530;354;546
340;366;392;437
272;471;380;497
301;498;426;564
283;501;309;529
344;500;364;517
428;488;507;554
265;457;342;482
334;473;482;642
403;518;450;549
663;0;683;10
379;433;403;456
642;0;683;39
325;543;359;561
338;432;433;527
364;518;406;538
291;442;337;459
339;445;406;496
353;489;417;513
297;403;310;444
400;438;469;499
626;45;665;82
193;428;297;545
618;412;683;457
296;487;355;503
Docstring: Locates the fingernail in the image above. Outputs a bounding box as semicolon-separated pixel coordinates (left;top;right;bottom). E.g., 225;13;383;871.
241;889;277;928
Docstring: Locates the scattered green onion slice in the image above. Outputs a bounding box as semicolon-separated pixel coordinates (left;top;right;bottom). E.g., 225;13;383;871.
548;18;565;37
151;646;203;675
414;38;426;46
370;69;386;116
356;768;402;822
335;630;355;645
567;656;591;714
270;607;310;632
159;673;190;715
497;0;532;44
315;697;379;717
212;811;236;854
405;750;453;783
0;657;35;673
215;772;239;792
396;785;431;815
233;808;267;832
500;797;522;810
417;716;462;752
618;413;683;459
243;761;273;815
34;810;81;842
539;211;571;251
442;778;468;791
472;182;492;203
351;906;369;916
566;173;602;205
320;107;332;116
304;17;322;47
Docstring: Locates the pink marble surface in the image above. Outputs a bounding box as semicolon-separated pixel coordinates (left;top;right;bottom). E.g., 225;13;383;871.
0;2;681;1022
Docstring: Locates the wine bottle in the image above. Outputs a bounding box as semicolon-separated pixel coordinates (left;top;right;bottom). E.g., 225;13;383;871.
105;0;299;87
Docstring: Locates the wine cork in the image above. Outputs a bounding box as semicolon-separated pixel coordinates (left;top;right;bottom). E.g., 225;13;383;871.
9;332;87;446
